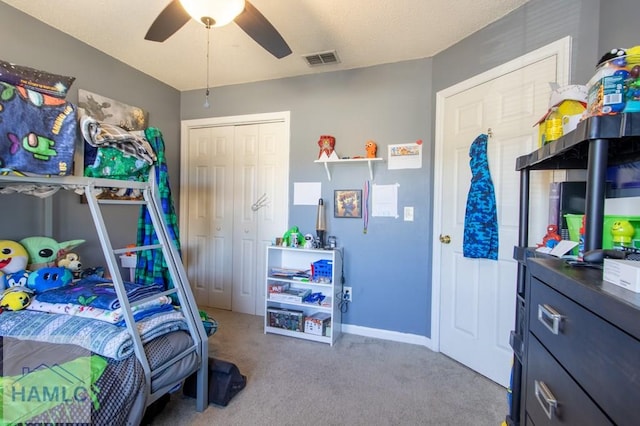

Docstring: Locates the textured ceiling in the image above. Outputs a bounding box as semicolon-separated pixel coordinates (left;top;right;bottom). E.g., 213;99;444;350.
2;0;529;91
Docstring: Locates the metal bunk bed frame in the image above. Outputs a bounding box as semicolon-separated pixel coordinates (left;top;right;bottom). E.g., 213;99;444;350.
0;167;209;413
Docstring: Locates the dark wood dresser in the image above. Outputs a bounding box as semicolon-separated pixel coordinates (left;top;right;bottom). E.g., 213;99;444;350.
509;113;640;425
523;258;640;425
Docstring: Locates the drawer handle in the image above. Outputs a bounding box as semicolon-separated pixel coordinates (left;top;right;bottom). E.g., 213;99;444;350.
534;380;558;420
537;303;563;335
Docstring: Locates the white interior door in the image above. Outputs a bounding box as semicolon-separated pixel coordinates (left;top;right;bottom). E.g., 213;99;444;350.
181;113;290;315
432;38;570;387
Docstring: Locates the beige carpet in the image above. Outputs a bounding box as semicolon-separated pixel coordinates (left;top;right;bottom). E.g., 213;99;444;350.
151;308;507;426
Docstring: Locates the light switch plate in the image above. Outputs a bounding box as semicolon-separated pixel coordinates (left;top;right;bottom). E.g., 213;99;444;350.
404;206;414;221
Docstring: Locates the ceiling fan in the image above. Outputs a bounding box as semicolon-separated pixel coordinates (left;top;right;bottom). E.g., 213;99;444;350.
145;0;292;59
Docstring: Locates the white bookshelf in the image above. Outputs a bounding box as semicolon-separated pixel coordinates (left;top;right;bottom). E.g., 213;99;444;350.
264;246;343;345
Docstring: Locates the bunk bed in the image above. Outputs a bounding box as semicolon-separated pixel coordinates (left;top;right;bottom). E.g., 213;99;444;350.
0;170;209;425
0;75;208;424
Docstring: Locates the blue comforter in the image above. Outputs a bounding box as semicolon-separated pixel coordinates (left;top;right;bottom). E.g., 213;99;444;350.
34;276;164;310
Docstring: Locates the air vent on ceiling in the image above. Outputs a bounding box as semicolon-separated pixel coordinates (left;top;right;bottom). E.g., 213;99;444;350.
302;50;340;67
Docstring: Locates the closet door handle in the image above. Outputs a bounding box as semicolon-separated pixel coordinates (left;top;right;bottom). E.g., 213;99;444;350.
534;380;558;420
538;303;563;335
251;193;269;211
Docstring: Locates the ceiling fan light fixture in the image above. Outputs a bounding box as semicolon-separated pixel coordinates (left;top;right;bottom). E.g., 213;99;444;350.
180;0;245;27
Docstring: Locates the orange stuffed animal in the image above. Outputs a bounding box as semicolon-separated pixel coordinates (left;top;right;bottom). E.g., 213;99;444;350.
365;140;377;158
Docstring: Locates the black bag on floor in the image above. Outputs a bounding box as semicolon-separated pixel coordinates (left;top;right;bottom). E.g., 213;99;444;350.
141;393;170;425
184;357;247;407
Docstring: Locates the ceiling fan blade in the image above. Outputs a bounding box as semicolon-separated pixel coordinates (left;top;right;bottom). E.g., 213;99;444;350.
234;1;292;59
145;0;192;42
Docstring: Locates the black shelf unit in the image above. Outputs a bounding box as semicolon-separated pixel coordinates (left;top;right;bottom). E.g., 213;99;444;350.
507;112;640;425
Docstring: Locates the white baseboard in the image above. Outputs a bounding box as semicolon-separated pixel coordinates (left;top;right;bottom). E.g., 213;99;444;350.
341;323;435;350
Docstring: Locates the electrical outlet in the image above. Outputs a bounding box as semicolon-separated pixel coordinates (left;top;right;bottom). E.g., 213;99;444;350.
344;286;353;302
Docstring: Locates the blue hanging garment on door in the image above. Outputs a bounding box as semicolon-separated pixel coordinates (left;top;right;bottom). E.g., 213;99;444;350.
463;134;499;259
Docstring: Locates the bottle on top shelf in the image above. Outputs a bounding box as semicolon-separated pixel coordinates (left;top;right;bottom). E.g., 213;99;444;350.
544;106;563;144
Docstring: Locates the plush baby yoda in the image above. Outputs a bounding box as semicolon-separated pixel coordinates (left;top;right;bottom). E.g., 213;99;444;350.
19;236;84;271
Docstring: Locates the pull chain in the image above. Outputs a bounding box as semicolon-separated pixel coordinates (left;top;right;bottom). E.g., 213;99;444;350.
204;18;212;108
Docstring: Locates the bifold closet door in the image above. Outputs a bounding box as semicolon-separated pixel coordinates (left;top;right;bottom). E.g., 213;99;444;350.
184;122;287;315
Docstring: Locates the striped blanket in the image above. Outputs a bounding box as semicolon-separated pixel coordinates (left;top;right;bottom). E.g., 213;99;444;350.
0;309;187;360
27;295;173;325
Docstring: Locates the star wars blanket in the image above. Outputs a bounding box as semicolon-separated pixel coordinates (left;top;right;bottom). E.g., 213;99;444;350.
0;81;77;176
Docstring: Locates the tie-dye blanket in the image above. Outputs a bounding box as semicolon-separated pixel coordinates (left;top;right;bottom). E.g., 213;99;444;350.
0;81;77;176
0;309;187;360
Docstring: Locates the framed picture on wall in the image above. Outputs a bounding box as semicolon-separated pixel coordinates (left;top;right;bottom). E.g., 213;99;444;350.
334;190;362;218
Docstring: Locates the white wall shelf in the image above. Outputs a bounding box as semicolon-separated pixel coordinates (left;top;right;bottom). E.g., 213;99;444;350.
314;157;383;180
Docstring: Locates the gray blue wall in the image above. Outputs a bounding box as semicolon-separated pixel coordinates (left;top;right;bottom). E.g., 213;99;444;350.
180;61;433;334
0;2;180;269
2;0;637;337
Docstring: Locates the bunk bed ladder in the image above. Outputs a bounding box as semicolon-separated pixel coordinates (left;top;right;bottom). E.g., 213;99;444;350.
82;177;209;413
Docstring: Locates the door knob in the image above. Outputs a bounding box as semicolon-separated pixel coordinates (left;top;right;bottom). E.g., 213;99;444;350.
439;234;451;244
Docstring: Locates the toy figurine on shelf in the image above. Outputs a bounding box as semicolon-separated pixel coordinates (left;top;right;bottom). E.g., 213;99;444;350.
365;140;377;158
611;220;635;248
538;224;562;248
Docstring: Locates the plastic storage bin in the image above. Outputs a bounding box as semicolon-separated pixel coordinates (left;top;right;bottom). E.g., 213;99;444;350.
311;259;333;283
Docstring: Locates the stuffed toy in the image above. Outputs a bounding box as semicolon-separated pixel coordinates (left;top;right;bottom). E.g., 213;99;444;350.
26;266;73;293
0;286;33;310
282;226;305;247
19;236;85;271
0;240;29;290
3;270;30;289
58;252;82;278
365;140;377;158
80;266;105;279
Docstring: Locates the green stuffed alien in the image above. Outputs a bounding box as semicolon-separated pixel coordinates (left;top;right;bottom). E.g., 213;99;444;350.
19;236;85;271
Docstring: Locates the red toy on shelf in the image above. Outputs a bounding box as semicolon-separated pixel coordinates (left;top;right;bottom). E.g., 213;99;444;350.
538;224;562;248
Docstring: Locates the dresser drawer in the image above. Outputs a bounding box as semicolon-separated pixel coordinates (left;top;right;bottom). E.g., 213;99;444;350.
525;413;534;426
529;277;640;424
526;335;611;425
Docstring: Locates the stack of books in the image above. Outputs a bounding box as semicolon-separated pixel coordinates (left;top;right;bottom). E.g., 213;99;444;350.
269;267;310;280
